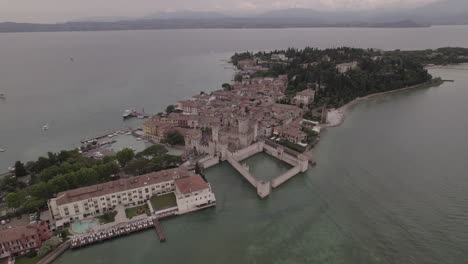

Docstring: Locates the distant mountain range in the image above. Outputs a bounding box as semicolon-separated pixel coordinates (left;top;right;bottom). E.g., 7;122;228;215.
1;0;467;33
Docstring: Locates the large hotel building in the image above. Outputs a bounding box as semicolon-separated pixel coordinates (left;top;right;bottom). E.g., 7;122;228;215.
47;167;216;227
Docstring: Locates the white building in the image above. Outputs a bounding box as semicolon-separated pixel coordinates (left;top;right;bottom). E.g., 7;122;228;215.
174;175;216;214
47;168;216;227
271;54;288;61
294;89;315;106
336;61;358;73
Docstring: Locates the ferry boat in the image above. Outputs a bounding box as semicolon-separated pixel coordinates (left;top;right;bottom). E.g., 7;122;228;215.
0;148;5;152
122;109;136;119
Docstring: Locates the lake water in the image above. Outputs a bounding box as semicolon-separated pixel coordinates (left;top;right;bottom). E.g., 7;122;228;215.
1;26;468;263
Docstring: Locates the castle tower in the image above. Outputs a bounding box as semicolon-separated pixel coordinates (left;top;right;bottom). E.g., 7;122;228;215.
238;117;249;134
212;125;220;143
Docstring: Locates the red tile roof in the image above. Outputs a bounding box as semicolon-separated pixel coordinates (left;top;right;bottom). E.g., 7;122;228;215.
175;175;209;194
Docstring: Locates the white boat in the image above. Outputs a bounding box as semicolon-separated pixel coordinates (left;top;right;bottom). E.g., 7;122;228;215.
42;124;49;130
122;108;136;119
125;132;132;135
0;148;5;152
0;93;5;99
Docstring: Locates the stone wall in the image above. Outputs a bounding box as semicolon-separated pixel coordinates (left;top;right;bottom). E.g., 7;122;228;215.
271;165;302;188
232;141;264;161
226;155;258;188
199;155;220;169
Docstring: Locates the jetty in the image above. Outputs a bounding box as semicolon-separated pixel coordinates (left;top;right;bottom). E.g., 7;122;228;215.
80;128;133;144
153;219;166;242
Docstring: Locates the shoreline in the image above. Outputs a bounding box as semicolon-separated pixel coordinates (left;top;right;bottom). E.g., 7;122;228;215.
324;78;444;128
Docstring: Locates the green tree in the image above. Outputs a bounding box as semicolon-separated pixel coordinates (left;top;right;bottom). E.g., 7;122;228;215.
234;74;243;82
14;161;27;177
222;83;232;91
23;198;46;212
28;182;52;200
165;131;184;146
136;144;168;158
166;105;176;114
5;190;26;208
116;148;134;167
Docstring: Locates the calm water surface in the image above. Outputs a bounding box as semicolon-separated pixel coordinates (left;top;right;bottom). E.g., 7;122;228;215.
1;27;468;263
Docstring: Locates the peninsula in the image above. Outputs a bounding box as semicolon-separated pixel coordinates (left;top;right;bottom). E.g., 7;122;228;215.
1;46;468;264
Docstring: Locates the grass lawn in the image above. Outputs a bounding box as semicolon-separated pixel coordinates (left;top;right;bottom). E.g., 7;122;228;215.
150;193;177;211
15;255;42;264
125;205;151;219
96;211;117;224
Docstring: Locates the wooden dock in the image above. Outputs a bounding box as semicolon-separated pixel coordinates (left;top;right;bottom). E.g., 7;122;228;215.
153;218;166;242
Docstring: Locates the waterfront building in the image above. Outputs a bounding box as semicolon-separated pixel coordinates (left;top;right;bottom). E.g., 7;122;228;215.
47;168;216;228
174;175;216;214
0;221;51;258
142;119;173;142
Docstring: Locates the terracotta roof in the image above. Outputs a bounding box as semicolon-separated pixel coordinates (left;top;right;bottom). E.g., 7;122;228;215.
175;175;209;194
0;225;38;243
54;168;193;206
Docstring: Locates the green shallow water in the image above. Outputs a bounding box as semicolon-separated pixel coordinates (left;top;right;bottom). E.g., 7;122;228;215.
53;66;468;264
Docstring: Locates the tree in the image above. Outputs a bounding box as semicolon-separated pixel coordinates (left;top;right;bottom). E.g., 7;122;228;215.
165;131;184;146
165;105;176;114
37;237;62;257
28;182;52;200
136;144;168;158
23;198;46;212
222;83;232;91
116;148;134;167
14;161;27;177
234;74;243;82
5;190;26;208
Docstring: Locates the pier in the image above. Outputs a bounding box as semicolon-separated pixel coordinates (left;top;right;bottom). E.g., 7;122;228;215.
153;219;166;242
80;128;133;144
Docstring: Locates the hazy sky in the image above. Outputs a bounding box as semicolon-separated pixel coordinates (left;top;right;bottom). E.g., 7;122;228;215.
1;0;440;23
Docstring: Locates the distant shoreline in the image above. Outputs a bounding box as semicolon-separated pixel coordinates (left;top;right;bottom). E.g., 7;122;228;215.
0;20;430;34
324;78;445;128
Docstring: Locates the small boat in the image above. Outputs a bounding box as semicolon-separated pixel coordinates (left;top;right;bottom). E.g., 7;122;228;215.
125;132;132;135
122;109;136;119
107;134;114;138
0;93;5;99
0;148;5;152
42;124;49;131
136;138;142;141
